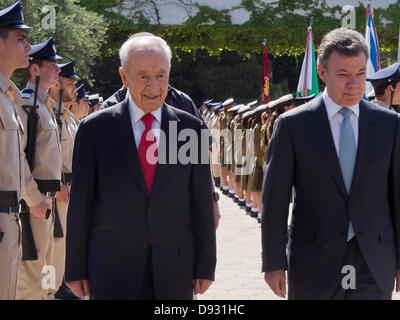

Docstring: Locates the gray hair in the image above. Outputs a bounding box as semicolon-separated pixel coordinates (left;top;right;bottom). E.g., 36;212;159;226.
317;28;369;69
119;35;172;72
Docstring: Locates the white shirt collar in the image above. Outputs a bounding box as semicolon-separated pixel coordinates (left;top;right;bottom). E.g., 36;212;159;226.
128;94;162;124
323;88;359;119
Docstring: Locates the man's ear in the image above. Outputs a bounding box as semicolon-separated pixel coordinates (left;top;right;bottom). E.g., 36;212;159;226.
30;63;40;77
317;63;327;84
119;67;128;88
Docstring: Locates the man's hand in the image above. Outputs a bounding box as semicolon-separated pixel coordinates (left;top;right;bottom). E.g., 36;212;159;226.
264;270;286;299
193;279;213;295
213;201;221;230
396;270;400;292
29;200;51;221
56;184;70;204
66;280;91;298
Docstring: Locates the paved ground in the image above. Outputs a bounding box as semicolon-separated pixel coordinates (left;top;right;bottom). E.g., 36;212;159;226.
197;189;400;300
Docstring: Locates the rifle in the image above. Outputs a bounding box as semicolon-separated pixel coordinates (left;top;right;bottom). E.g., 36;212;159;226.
20;75;41;260
53;88;64;238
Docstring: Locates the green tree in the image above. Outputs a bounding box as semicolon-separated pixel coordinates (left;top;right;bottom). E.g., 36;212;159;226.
4;0;108;88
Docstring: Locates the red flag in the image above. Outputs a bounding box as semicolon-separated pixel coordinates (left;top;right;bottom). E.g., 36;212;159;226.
261;40;270;104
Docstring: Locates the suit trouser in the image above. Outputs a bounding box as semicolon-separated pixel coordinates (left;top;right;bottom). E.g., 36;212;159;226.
289;237;392;300
137;246;155;300
0;212;22;300
45;199;68;300
16;196;55;300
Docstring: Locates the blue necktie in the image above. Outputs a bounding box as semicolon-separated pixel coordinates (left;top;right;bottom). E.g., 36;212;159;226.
338;108;356;241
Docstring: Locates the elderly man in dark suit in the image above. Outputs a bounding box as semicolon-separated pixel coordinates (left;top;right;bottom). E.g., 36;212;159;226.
262;28;400;300
64;35;216;299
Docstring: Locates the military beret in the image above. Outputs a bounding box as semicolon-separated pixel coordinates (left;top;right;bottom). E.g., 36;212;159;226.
76;84;89;99
238;105;251;114
0;1;32;31
58;61;80;80
222;98;235;107
247;100;258;109
29;37;62;61
88;94;103;106
293;93;316;106
367;63;400;88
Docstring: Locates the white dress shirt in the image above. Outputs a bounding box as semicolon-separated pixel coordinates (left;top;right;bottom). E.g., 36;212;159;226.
128;94;162;150
323;89;359;155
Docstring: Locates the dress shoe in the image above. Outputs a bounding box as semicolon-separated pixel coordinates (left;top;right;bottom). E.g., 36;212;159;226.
54;282;80;300
238;200;246;207
246;206;252;214
214;177;221;188
222;188;229;195
251;210;258;218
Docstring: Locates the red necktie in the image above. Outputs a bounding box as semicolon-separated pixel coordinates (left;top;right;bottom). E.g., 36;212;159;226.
138;113;158;194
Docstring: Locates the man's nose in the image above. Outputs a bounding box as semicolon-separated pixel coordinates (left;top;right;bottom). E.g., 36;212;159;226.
146;76;160;88
347;75;360;87
25;41;32;52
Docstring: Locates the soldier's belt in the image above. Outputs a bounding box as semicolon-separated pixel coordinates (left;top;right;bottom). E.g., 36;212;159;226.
34;179;61;195
61;172;72;185
0;191;18;207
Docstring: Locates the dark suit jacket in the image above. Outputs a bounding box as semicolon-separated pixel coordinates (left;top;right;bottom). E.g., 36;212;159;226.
261;96;400;298
65;99;216;300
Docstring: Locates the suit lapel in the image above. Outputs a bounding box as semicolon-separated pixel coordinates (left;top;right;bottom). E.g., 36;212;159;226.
306;97;348;198
111;99;149;198
150;104;178;199
349;100;375;197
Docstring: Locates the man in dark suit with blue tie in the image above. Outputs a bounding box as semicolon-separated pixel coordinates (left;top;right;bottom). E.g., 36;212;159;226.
262;28;400;300
64;35;217;299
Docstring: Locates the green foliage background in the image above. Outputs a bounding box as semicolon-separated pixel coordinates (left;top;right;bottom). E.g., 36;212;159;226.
4;0;400;105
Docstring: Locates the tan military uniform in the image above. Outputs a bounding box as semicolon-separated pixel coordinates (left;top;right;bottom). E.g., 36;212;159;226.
0;73;27;300
260;122;269;175
249;123;264;191
240;120;251;191
233;114;243;181
210;114;221;178
219;111;229;168
45;107;78;299
17;82;62;300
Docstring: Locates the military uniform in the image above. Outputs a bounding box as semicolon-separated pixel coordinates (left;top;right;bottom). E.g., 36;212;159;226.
46;62;81;300
0;1;32;300
17;38;63;300
0;73;26;300
367;62;400;112
249;122;264;192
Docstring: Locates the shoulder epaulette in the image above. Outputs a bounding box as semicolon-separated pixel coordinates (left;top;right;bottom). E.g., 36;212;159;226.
21;88;34;100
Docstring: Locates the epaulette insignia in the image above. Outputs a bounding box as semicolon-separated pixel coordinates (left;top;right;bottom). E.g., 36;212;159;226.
21;88;34;100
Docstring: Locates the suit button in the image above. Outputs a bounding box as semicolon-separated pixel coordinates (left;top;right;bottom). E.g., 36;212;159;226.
142;242;148;249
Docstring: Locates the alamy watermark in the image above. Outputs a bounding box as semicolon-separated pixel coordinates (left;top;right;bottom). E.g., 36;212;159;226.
141;121;255;175
41;5;56;30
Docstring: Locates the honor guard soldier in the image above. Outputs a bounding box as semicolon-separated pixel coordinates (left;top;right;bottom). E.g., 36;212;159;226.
220;98;235;195
88;93;103;114
249;104;269;222
57;60;79;114
72;84;90;120
209;103;223;188
48;61;82;300
0;0;32;300
236;105;252;212
16;37;63;300
228;104;244;204
367;62;400;112
219;98;233;194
